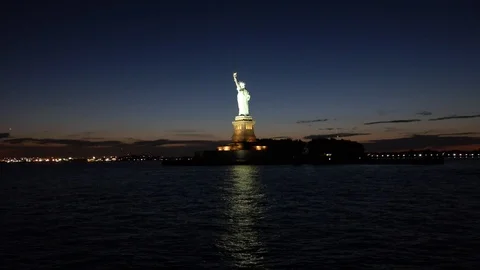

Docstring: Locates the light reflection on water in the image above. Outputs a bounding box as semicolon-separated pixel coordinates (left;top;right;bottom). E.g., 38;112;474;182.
219;165;267;268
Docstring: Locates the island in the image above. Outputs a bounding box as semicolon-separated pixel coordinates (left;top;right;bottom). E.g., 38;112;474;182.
161;72;443;166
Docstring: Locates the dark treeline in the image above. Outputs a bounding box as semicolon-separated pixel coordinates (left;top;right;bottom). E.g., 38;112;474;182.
256;138;365;162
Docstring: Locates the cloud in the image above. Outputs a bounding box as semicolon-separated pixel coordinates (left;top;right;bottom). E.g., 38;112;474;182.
64;131;110;141
173;133;215;138
132;139;170;147
131;139;230;148
3;138;124;147
0;137;232;157
158;143;188;147
3;132;480;157
416;111;432;116
0;133;10;139
318;127;345;131
296;118;328;124
166;129;202;133
65;131;96;138
428;114;480;121
363;134;480;152
81;137;110;141
384;127;400;132
434;132;480;136
364;119;421;125
163;129;215;138
304;132;370;140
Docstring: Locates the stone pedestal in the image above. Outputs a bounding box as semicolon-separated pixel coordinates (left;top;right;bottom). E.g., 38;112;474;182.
232;115;257;143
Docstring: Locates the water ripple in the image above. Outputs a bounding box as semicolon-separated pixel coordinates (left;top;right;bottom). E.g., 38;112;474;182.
1;162;480;268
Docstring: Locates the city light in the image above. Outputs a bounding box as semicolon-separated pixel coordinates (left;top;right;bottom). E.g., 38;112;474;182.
1;151;479;164
364;151;479;160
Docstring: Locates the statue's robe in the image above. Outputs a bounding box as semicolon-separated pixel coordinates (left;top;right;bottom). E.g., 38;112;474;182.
237;88;250;116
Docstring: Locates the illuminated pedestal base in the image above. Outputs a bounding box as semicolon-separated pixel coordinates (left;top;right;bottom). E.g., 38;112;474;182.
232;115;257;143
216;115;262;152
204;115;268;164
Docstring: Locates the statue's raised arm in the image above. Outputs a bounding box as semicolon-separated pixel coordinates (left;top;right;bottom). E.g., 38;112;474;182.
233;72;241;90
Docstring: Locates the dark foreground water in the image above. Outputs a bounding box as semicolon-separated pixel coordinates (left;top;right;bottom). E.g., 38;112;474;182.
1;162;479;269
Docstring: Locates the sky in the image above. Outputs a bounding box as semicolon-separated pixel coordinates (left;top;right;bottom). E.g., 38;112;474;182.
1;0;480;157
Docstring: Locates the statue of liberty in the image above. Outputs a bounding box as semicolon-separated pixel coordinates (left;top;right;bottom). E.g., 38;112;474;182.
233;72;251;116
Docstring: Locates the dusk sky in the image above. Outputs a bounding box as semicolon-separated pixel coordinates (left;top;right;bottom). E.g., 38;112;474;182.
1;0;480;157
